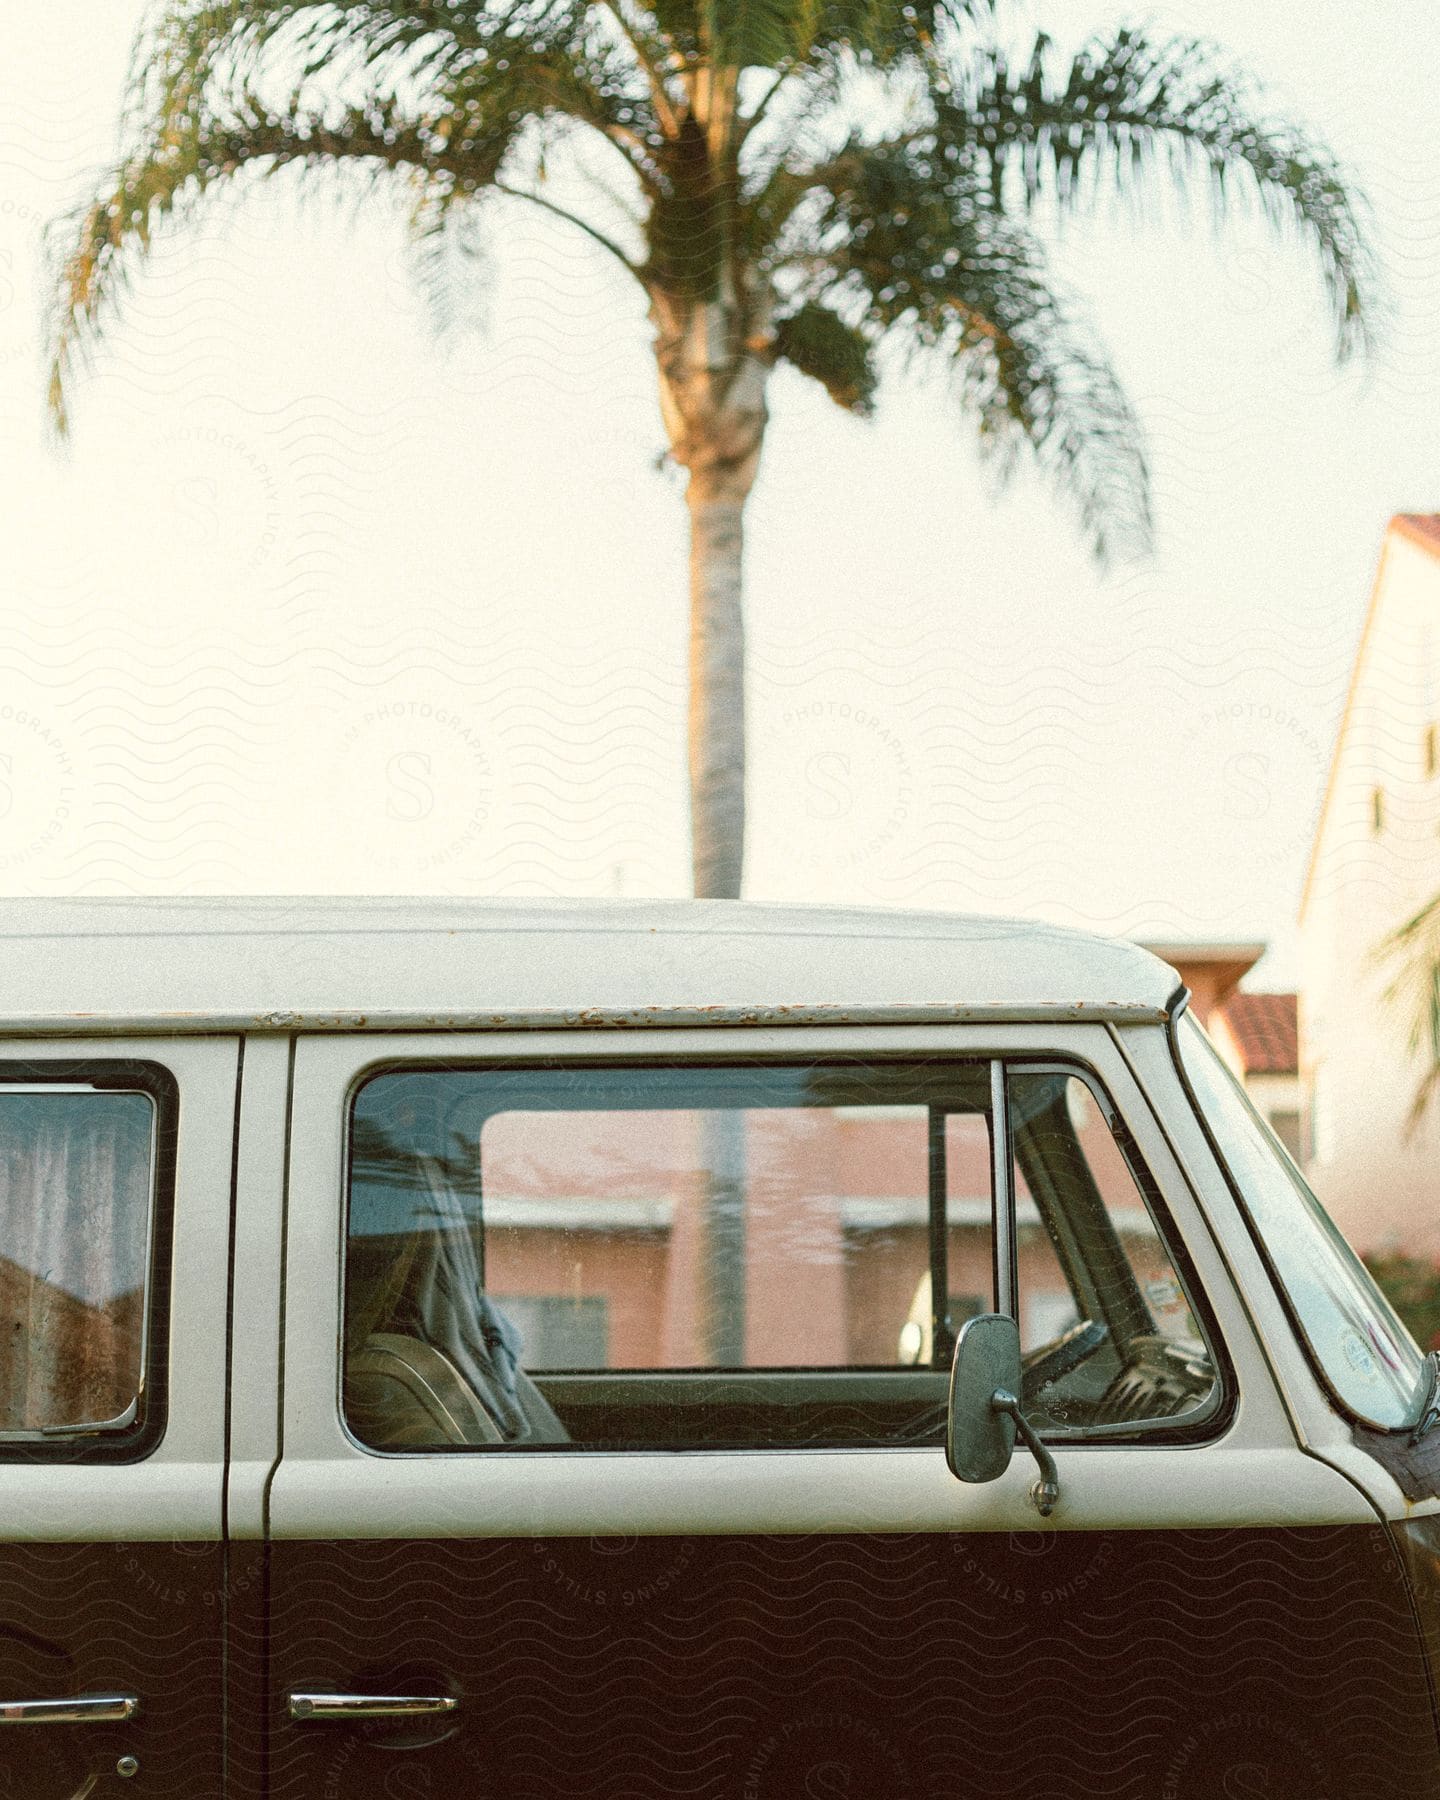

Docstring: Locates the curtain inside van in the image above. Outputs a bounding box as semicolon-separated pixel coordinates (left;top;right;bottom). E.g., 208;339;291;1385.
0;1091;154;1432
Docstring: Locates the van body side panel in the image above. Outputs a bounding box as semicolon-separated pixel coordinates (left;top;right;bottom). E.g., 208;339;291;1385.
1389;1515;1440;1750
263;1524;1435;1800
227;1538;269;1800
0;1541;225;1798
0;1037;238;1800
267;1026;1440;1800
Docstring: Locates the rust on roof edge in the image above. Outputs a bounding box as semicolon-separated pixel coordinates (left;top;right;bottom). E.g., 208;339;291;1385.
0;1001;1171;1037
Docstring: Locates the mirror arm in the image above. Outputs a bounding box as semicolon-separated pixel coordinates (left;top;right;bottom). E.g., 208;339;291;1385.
990;1388;1060;1517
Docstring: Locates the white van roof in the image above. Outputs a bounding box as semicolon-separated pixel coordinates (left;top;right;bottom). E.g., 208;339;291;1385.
0;896;1180;1036
0;897;1181;1034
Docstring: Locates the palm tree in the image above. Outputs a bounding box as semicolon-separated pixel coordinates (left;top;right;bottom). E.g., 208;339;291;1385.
50;1;1373;898
1378;901;1440;1129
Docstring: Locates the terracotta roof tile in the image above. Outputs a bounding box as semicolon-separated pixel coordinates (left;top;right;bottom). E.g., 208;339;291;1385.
1219;991;1298;1075
1393;514;1440;560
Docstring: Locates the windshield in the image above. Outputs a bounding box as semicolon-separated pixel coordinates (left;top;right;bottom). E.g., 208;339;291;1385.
1176;1012;1427;1431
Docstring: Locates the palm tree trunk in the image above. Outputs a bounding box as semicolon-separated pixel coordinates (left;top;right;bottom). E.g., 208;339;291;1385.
697;1104;747;1364
687;471;749;900
651;293;771;900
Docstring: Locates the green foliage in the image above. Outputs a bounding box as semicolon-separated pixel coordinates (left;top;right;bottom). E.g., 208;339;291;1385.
773;300;876;412
1363;1250;1440;1353
1375;896;1440;1130
646;112;730;298
646;0;985;72
681;0;811;71
939;25;1373;358
800;139;1150;557
48;0;1378;560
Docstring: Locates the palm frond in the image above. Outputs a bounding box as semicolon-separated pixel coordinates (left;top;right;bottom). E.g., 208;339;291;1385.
773;298;876;411
800;143;1151;560
817;0;1000;63
638;0;990;76
142;2;641;155
704;0;813;71
142;2;582;95
939;25;1376;358
1376;896;1440;1130
49;93;512;433
644;0;814;69
135;3;483;135
405;179;493;339
48;2;643;432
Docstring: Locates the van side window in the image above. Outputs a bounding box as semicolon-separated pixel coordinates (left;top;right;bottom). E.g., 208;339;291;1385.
343;1058;1220;1453
344;1061;995;1451
0;1087;157;1439
1008;1069;1218;1434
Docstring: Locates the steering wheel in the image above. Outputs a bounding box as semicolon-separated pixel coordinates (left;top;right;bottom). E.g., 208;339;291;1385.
1022;1318;1110;1402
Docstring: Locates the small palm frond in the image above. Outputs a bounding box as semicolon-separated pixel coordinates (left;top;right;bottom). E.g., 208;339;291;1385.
773;299;876;412
406;181;493;339
802;143;1150;560
1376;896;1440;1130
938;25;1376;358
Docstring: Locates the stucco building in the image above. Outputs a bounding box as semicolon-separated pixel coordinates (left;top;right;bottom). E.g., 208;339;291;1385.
1299;513;1440;1256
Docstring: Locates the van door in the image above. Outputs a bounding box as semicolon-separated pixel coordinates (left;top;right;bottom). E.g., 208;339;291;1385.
0;1039;236;1800
265;1026;1438;1800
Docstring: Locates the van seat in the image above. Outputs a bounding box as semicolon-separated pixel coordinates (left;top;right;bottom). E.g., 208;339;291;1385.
345;1332;506;1448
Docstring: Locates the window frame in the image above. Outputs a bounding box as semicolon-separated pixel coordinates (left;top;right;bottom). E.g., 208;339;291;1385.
1168;1001;1424;1435
1002;1058;1232;1446
0;1058;177;1466
338;1048;1233;1456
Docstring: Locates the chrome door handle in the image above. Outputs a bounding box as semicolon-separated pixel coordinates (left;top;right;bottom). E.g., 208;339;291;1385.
0;1694;140;1725
288;1691;459;1723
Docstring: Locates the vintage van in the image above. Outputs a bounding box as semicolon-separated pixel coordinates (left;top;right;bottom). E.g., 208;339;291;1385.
1;896;1439;1800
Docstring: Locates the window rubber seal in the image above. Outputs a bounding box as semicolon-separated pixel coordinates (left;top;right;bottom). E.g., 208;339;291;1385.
0;1057;178;1466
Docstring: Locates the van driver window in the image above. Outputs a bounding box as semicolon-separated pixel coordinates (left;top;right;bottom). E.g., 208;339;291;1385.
0;1087;157;1439
342;1060;1219;1452
1007;1070;1219;1436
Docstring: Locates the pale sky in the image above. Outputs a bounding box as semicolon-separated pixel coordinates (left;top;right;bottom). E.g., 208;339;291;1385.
1;1;1437;986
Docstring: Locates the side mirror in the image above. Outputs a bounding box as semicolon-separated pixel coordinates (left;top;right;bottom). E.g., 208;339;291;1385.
946;1313;1061;1517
